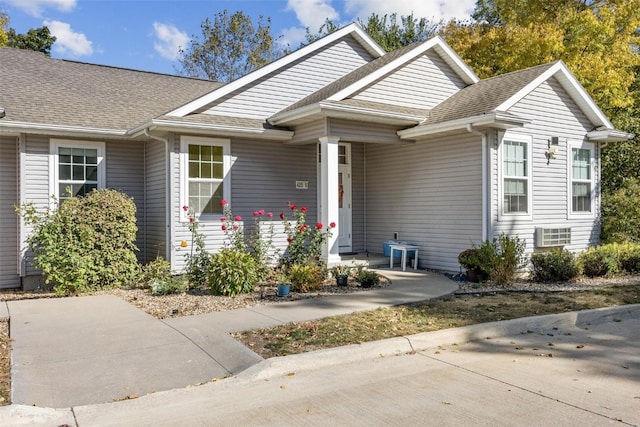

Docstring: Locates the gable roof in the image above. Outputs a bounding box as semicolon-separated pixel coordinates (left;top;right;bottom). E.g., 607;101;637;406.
0;47;220;136
167;23;386;118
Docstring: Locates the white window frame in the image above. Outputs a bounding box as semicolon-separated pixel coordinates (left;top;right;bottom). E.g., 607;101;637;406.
498;132;533;220
567;140;595;219
49;139;106;203
180;136;230;222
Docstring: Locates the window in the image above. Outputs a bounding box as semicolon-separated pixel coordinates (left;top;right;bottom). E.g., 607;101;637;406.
180;136;230;220
500;134;532;218
568;141;594;216
50;140;105;202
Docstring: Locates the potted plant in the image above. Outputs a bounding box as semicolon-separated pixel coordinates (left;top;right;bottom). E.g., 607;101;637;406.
331;265;350;286
458;248;487;283
356;268;379;288
276;270;291;296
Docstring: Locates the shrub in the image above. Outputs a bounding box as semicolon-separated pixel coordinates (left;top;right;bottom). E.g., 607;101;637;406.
619;244;640;273
578;245;620;277
182;206;210;287
208;248;258;296
462;234;526;287
530;249;579;283
601;178;640;244
17;189;140;295
141;257;187;295
288;263;326;292
355;268;380;288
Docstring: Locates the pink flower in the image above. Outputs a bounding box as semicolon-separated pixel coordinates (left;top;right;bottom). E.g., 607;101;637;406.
233;225;239;230
316;222;323;230
258;209;265;215
267;212;273;218
253;211;259;216
301;207;307;213
329;222;336;228
189;217;194;223
221;225;227;231
234;215;242;221
220;199;227;207
182;205;188;212
220;216;227;222
279;212;285;220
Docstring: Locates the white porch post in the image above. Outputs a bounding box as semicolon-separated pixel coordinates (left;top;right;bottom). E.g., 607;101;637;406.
319;136;340;265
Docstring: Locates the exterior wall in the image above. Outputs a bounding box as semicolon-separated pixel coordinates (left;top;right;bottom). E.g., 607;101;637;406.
0;136;20;288
351;142;365;253
144;140;168;261
491;77;598;255
170;135;317;271
202;36;375;119
353;50;468;109
366;134;483;271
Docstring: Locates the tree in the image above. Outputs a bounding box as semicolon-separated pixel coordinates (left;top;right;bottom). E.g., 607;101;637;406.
177;10;285;82
0;13;8;46
7;26;56;56
305;12;438;52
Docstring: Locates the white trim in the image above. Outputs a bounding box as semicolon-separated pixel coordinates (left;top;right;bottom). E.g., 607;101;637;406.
167;23;385;117
18;134;27;276
495;61;614;129
1;122;127;138
567;140;596;219
398;112;529;140
179;136;231;222
129;119;294;141
48;139;106;203
497;132;533;221
327;36;478;102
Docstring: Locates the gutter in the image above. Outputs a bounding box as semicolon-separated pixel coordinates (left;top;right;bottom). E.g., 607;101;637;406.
0;121;127;138
398;112;529;140
129;119;294;141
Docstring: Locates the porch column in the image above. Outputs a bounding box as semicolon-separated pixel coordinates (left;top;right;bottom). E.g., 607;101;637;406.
319;136;340;265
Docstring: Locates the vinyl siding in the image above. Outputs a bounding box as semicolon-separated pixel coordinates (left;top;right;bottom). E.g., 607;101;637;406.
351;142;365;252
201;36;375;119
353;50;467;109
492;77;598;254
328;119;404;144
366;134;483;271
0;136;19;288
144;140;168;261
170;136;317;271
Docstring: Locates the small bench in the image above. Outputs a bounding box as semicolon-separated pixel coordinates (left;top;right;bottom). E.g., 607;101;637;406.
389;244;419;271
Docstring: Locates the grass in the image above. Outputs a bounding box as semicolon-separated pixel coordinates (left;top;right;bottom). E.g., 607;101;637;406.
234;284;640;358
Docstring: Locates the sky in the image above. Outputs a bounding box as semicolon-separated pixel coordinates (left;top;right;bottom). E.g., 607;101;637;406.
0;0;477;76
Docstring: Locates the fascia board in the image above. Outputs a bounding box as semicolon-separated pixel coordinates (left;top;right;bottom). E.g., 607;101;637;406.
587;129;635;142
398;113;529;140
327;36;479;102
167;23;385;118
0;121;127;138
496;61;614;128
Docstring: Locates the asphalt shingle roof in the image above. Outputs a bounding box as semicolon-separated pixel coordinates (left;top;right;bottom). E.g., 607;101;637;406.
0;47;221;131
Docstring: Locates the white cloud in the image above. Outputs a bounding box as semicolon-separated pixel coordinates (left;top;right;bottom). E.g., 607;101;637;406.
44;20;93;57
283;0;341;47
343;0;475;22
5;0;76;17
280;26;308;49
152;22;188;60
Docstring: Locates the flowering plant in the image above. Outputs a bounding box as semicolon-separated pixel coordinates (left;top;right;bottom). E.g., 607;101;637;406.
248;209;278;281
219;199;246;251
182;205;209;287
281;201;334;268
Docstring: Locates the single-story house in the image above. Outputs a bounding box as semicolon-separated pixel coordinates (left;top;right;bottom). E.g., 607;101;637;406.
0;23;632;289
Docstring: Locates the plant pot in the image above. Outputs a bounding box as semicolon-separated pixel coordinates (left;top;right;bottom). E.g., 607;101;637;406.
335;274;349;286
277;283;291;296
465;267;486;283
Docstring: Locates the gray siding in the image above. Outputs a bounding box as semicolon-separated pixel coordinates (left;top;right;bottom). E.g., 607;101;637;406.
353;50;467;109
366;134;483;271
0;136;19;288
170;136;317;271
492;77;598;255
202;36;375;119
144;140;168;261
328;119;404;144
351;142;365;252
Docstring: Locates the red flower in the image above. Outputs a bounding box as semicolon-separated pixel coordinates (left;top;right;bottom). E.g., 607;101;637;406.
279;212;285;220
234;215;242;221
290;204;297;211
301;206;307;213
267;212;273;218
329;222;336;228
220;216;227;222
299;224;308;232
220;199;227;207
189;217;194;223
287;237;292;243
182;205;188;212
233;225;239;230
221;225;227;231
316;222;323;230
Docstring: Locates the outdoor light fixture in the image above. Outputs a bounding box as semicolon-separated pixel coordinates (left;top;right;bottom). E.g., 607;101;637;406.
0;108;5;118
545;138;558;164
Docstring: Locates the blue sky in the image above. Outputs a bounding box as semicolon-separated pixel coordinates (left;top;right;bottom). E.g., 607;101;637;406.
1;0;476;75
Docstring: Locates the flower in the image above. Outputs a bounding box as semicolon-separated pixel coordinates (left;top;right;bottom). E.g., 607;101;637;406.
316;222;323;230
182;205;188;212
279;212;285;219
189;217;194;223
221;225;227;231
233;225;239;230
220;216;227;222
330;222;336;228
234;215;242;221
301;206;307;213
253;211;259;216
220;199;227;207
287;237;292;243
290;204;297;211
267;212;273;218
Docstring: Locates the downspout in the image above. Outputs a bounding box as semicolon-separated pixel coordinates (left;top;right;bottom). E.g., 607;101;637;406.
466;124;489;241
144;128;171;267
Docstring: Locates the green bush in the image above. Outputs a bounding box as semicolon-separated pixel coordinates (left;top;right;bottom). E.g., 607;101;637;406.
355;268;380;288
619;244;640;273
578;245;620;277
141;257;187;295
288;263;326;292
208;248;258;296
17;189;140;295
601;178;640;244
530;249;579;283
465;234;525;286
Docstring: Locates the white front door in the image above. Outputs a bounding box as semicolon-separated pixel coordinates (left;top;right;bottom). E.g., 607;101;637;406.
338;144;352;252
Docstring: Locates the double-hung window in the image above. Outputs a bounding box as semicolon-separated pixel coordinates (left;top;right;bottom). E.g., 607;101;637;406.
50;140;105;203
500;134;532;218
180;136;230;220
568;141;594;217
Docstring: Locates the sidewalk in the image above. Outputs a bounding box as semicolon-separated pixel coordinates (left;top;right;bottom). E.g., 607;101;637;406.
6;269;459;408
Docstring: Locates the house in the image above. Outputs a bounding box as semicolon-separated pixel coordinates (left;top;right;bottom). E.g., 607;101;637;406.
0;23;632;289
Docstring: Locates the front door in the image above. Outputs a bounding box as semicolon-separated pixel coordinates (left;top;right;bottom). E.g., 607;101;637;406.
337;144;352;252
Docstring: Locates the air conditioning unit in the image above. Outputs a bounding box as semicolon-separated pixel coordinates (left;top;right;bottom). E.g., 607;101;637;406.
536;227;571;248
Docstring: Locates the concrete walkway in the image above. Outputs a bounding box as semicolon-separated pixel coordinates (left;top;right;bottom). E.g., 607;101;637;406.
6;269;458;408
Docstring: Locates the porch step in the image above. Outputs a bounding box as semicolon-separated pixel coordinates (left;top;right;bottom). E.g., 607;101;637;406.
338;252;387;268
